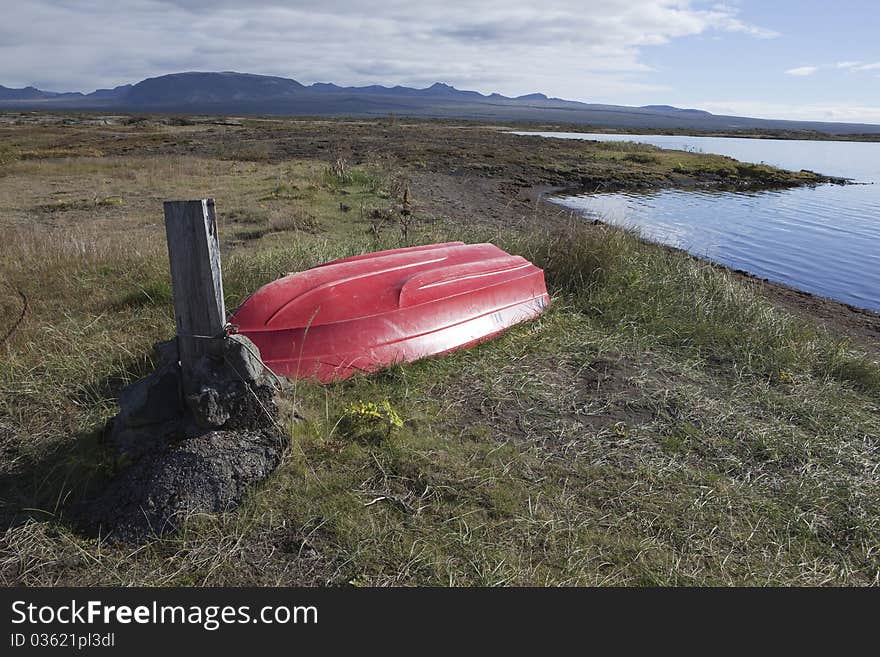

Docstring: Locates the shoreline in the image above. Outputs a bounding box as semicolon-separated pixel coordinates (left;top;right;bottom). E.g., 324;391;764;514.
412;172;879;354
503;123;880;144
536;187;880;350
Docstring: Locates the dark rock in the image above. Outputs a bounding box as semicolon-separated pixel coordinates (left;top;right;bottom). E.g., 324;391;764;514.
75;428;288;543
112;419;178;463
187;386;232;428
152;338;179;367
83;333;291;544
183;335;279;430
224;334;268;383
220;383;279;431
115;360;181;429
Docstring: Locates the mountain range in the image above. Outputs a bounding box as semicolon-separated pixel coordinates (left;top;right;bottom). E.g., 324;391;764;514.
2;71;879;136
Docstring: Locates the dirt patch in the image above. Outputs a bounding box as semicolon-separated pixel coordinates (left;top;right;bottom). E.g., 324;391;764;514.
574;359;655;431
436;348;655;452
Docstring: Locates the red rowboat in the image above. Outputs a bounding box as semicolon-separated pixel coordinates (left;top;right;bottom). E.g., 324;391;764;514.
229;242;549;382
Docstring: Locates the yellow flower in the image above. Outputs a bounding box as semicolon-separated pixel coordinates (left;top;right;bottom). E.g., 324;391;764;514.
340;399;403;442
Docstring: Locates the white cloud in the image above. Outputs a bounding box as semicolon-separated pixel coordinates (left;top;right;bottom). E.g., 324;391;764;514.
710;9;779;39
698;100;880;124
785;66;818;76
836;60;880;72
0;0;779;101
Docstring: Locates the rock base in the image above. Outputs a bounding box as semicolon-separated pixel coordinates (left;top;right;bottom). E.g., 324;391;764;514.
73;334;290;543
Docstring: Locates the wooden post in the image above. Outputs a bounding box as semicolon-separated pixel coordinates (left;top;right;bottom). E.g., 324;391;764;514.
163;199;226;390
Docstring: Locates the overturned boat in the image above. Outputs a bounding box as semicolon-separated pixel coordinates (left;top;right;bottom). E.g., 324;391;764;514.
229;242;550;382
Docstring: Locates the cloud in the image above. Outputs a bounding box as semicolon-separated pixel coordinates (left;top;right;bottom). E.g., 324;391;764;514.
836;60;880;71
698;100;880;124
785;66;818;76
709;8;779;39
0;0;779;101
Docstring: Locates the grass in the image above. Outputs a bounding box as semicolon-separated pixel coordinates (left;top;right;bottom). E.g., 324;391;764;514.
0;115;878;586
35;196;124;213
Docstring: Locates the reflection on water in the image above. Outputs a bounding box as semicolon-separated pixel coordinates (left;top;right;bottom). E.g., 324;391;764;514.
514;132;880;313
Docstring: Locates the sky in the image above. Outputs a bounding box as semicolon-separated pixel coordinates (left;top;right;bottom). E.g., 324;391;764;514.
1;0;879;124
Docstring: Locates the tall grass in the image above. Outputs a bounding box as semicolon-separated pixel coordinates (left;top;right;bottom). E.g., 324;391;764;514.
450;221;880;393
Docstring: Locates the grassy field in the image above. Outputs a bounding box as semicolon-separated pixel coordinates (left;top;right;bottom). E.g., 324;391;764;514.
0;115;878;586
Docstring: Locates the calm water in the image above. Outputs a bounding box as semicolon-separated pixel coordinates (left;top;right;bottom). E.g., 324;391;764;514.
512;131;880;312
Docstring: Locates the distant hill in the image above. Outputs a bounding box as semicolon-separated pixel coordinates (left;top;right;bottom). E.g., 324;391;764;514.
0;84;58;100
87;84;133;100
2;70;879;136
640;104;710;115
0;82;128;101
126;72;304;105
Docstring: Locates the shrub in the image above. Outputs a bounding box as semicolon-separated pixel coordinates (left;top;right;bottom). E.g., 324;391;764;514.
338;400;403;443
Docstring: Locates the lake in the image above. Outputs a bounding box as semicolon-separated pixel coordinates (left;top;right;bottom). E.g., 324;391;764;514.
512;131;880;313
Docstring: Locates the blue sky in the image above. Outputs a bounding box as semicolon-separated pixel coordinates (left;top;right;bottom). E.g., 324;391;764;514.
644;1;880;122
1;0;878;123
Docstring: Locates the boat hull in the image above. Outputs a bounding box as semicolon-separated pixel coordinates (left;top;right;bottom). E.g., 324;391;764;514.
229;242;550;382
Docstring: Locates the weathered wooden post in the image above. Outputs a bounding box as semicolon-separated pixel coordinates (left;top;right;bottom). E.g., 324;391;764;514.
163;199;226;391
79;199;287;542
